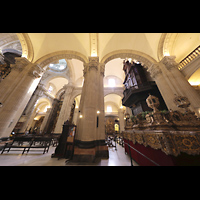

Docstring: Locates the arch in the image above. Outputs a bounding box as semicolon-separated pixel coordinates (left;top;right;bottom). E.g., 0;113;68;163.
157;33;179;61
56;88;65;100
37;102;50;112
188;67;200;86
55;85;82;101
74;94;82;108
104;93;124;108
104;58;125;87
104;92;123;98
2;48;22;56
34;50;88;68
71;89;82;102
0;33;22;55
100;49;157;68
104;89;123;98
104;75;124;87
46;75;69;85
35;97;52;111
104;93;125;118
157;33;200;62
46;76;69;94
46;76;69;97
105;101;119;111
41;58;75;86
16;33;34;62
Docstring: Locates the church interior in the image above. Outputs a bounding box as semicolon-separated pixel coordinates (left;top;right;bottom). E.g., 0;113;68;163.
0;33;200;166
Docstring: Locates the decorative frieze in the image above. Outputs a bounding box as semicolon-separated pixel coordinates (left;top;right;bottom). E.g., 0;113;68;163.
123;129;200;157
101;51;154;69
38;51;88;68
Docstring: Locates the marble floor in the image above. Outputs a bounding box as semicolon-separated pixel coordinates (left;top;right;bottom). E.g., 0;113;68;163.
0;143;139;166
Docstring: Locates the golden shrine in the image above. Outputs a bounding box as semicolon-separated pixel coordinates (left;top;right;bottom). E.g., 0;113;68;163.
123;94;200;165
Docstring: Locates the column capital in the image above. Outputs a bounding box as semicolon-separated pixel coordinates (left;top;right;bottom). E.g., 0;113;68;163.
147;64;162;79
83;56;100;76
63;82;75;94
88;56;99;71
37;83;45;90
36;83;47;97
28;64;44;79
161;56;178;71
11;57;31;72
88;56;99;65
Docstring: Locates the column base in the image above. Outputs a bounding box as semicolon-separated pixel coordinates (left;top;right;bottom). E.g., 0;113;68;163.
73;147;96;162
73;140;109;162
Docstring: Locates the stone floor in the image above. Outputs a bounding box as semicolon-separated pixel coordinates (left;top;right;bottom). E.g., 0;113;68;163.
0;143;139;166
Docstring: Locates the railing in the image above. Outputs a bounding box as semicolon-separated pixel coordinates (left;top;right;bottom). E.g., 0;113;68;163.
178;45;200;70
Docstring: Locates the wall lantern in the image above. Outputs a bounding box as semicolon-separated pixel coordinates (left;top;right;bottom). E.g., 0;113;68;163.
97;110;100;127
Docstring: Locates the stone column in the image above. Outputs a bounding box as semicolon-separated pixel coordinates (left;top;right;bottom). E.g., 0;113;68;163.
40;108;52;133
74;57;108;162
125;107;132;116
26;108;39;132
118;108;125;133
75;58;98;142
160;56;200;116
96;63;108;157
20;83;45;132
147;63;178;111
0;57;43;137
42;98;60;134
0;58;31;100
72;107;79;125
53;82;75;133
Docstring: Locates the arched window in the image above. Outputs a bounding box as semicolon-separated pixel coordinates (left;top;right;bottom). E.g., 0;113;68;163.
48;85;53;93
108;79;115;87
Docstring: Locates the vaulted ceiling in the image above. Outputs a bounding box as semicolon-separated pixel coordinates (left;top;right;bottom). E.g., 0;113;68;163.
27;33;163;63
1;33;200;86
1;33;200;114
1;33;200;64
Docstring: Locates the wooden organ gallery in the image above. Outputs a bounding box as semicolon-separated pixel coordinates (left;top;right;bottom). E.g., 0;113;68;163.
0;33;200;166
122;59;168;115
122;59;200;166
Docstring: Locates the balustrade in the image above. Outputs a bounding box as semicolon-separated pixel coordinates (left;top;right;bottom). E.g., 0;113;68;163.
178;45;200;70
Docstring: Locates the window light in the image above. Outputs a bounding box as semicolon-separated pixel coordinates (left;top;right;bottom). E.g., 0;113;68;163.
108;79;115;87
59;65;65;70
44;106;50;112
48;85;53;93
107;106;112;112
